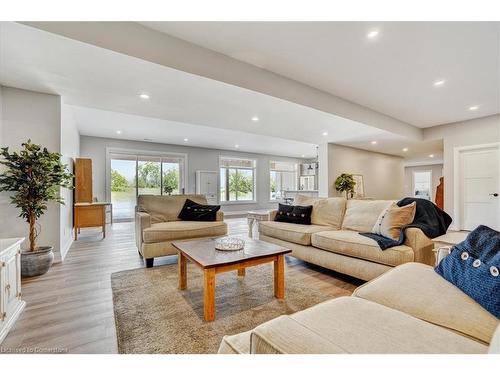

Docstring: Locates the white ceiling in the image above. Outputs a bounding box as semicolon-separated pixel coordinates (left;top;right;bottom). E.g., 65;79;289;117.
71;105;443;162
0;22;443;162
71;105;318;158
141;21;500;127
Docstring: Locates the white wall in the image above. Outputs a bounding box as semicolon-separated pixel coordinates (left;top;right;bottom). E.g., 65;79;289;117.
59;103;80;260
404;164;443;201
424;114;500;225
0;87;3;149
79;136;305;213
318;143;405;199
0;86;63;257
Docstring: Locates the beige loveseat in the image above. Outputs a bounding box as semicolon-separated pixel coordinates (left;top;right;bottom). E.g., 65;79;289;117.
259;195;434;281
135;195;227;267
218;262;500;354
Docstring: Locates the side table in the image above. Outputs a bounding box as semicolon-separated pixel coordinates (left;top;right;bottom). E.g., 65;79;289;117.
247;210;270;238
431;231;469;266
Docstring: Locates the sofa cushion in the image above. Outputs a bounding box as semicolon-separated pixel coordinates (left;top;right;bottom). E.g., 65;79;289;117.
311;230;414;267
341;199;393;232
294;195;346;229
372;201;416;241
218;330;251;354
137;194;208;224
260;234;392;281
259;221;332;246
353;262;499;344
142;220;227;243
178;198;220;221
251;297;487;354
435;225;500;319
274;203;313;225
251;315;347;354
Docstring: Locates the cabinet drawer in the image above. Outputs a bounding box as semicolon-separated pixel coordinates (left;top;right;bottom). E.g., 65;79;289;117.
3;253;19;318
75;205;105;227
1;245;21;323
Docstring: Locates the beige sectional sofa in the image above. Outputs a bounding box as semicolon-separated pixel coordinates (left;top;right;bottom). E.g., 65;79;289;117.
135;195;227;267
218;262;500;354
259;195;434;281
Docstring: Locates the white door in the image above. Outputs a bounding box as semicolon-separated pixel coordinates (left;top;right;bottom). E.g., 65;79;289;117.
196;171;218;204
460;146;499;230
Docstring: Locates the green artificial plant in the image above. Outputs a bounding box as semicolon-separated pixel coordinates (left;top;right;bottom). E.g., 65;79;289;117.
334;173;356;199
0;140;73;251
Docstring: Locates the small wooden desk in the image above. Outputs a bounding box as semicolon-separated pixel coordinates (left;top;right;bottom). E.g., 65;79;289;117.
74;202;112;240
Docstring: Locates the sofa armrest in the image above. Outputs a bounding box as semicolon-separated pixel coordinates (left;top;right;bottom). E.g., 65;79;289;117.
269;209;278;221
135;212;151;251
216;211;224;222
250;316;346;354
404;227;434;266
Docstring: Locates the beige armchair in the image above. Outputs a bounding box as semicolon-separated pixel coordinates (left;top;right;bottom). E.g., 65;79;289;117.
135;194;227;267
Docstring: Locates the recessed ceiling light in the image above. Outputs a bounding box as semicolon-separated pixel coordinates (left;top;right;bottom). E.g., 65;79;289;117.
469;105;479;111
367;30;379;39
433;79;445;87
301;154;305;158
116;130;122;134
429;154;435;158
234;144;239;148
322;132;328;136
251;116;259;122
139;93;150;99
402;147;409;152
183;138;188;142
371;141;377;145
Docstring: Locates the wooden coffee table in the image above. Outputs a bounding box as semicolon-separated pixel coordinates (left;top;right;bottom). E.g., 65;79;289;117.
172;238;292;321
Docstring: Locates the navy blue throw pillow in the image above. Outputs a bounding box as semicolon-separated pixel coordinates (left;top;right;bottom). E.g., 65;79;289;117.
178;199;220;221
274;203;313;225
435;225;500;318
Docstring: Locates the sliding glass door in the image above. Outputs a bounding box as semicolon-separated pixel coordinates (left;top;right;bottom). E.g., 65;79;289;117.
162;157;184;195
138;156;162;196
109;151;186;221
110;155;137;221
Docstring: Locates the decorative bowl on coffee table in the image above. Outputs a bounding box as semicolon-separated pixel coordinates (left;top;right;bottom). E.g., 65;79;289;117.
214;237;245;251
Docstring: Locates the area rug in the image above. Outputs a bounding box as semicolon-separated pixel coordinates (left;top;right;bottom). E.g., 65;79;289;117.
111;263;347;354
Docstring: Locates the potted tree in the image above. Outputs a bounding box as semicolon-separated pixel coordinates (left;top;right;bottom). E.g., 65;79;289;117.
334;173;356;199
0;140;73;277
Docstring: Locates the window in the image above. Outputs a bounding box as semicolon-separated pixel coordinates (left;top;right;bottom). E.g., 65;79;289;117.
270;161;298;200
220;157;256;202
109;151;185;220
413;171;432;200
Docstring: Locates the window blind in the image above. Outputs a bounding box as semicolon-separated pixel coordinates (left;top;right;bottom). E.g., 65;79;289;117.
220;157;256;168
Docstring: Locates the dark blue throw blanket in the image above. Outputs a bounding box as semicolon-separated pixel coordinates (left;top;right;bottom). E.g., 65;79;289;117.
361;198;453;250
435;225;500;318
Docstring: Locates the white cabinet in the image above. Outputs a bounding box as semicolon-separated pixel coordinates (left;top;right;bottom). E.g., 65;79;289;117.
196;171;218;205
0;238;25;343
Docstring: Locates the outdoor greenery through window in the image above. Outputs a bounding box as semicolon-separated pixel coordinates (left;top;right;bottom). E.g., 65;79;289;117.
110;153;185;220
270;161;298;200
220;157;256;202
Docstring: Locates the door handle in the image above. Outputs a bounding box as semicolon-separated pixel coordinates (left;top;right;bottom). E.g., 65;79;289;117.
490;193;499;197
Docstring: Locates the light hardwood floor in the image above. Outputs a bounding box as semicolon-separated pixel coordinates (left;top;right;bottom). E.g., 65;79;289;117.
1;218;359;354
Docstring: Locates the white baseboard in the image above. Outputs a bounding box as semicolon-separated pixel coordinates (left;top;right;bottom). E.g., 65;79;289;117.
58;237;73;262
